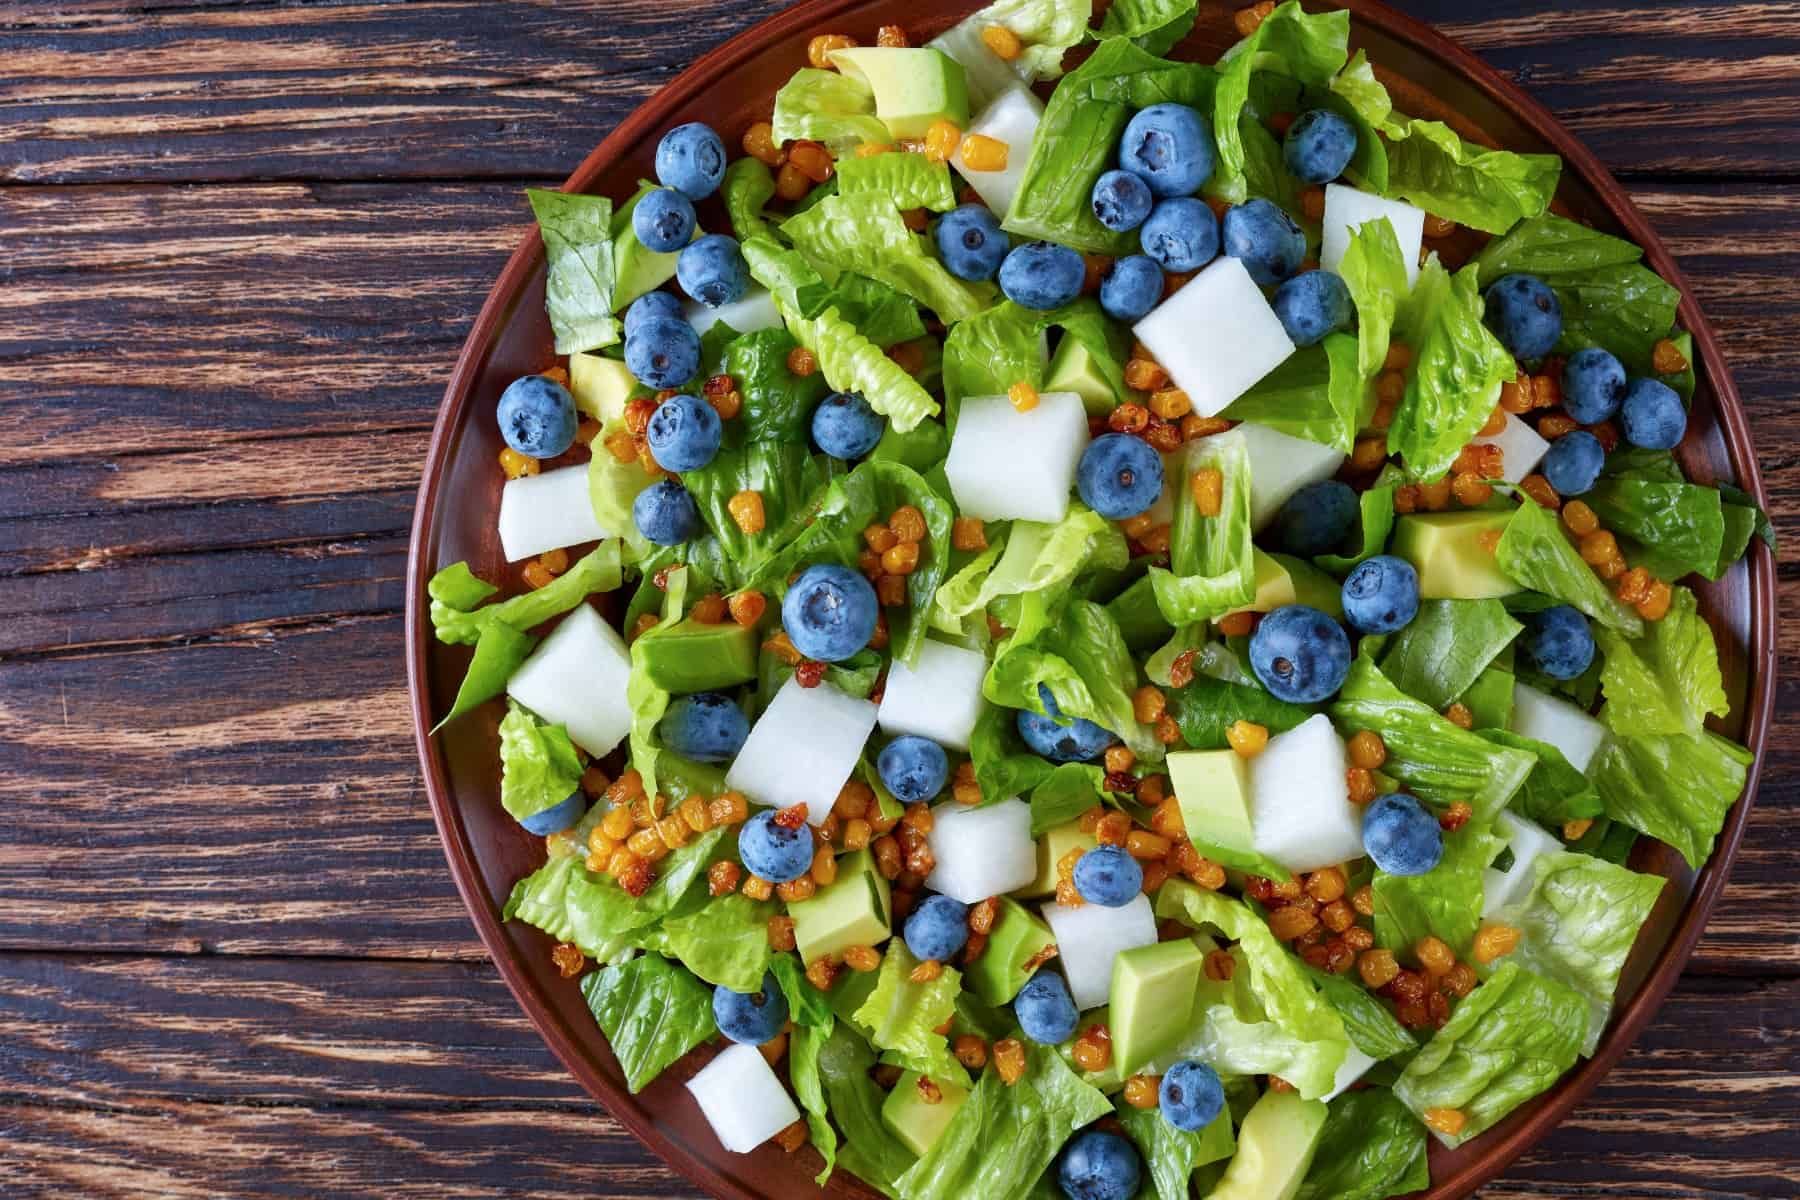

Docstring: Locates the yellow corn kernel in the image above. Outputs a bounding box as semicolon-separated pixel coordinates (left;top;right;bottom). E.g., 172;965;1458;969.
1422;1108;1467;1137
980;24;1022;60
1008;380;1039;412
742;121;782;167
959;133;1009;172
728;489;766;534
924;119;963;164
1225;720;1268;758
1148;388;1192;420
499;447;539;479
521;561;556;590
807;33;856;69
1189;467;1223;516
1473;923;1522;964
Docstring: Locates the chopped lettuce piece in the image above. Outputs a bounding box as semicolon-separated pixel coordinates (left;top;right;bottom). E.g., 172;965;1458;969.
788;1021;839;1181
942;301;1047;423
1338;215;1409;383
430;542;624;646
771;953;837;1030
1386;258;1516;482
986;593;1162;760
722;325;834;445
1376;599;1522;711
1305;966;1416;1060
642;892;778;993
1211;2;1350;204
970;701;1058;812
819;1020;918;1192
496;701;584;822
1296;1087;1430;1200
1370;819;1505;959
684;442;828;580
1474;213;1642;278
721;156;779;244
579;953;717;1094
1476;729;1604;827
784;191;994;322
1096;0;1200;56
1027;761;1110;835
428;561;497;613
1496;497;1644;637
1594;587;1727;737
932;0;1091;107
795;272;928;349
1150;429;1257;624
852;943;966;1083
835;152;958;211
1589;729;1752;869
433;620;538;731
1221;334;1361;455
772;67;891;151
526;188;622;353
1583;474;1726;582
932;504;1128;634
1322;50;1400;192
1166;672;1314;750
1382;120;1560;235
1116;1092;1234;1200
587;420;659;562
503;829;725;962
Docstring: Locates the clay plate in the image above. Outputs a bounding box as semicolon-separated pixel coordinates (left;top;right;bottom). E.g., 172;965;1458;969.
406;2;1776;1196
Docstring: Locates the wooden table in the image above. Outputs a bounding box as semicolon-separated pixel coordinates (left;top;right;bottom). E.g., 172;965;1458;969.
2;0;1794;1195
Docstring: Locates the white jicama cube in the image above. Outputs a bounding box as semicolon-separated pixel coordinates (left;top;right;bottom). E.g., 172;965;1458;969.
726;677;878;826
1320;184;1427;288
925;797;1037;903
685;287;783;337
1482;811;1563;918
506;604;633;757
879;639;988;751
1249;715;1366;873
685;1043;802;1154
496;464;608;563
1042;893;1157;1010
1322;1045;1377;1102
952;86;1043;218
944;390;1089;523
1236;421;1349;532
1133;256;1297;417
1510;682;1607;773
1472;412;1550;483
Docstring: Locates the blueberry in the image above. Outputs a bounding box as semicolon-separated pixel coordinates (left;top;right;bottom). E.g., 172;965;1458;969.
1283;109;1358;185
1119;104;1215;198
654;122;727;200
878;735;949;803
1520;605;1595;681
625;316;701;390
1273;270;1354;347
1222;199;1306;286
1249;605;1352;703
1561;347;1627;424
1341;555;1420;635
645;392;723;472
632;477;703;545
781;563;879;662
811;391;886;460
677;234;750;309
935;204;1011;282
517;792;586;836
1073;845;1143;907
1056;1129;1142;1200
1014;969;1079;1045
1077;433;1165;519
1158;1060;1224;1132
902;894;969;963
1098;255;1164;322
1621;377;1686;450
633;186;696;253
1273;480;1357;556
1484;273;1563;360
712;972;788;1045
737;808;815;884
1091;169;1155;232
1139;197;1220;273
496;374;578;459
1541;429;1605;496
1017;685;1114;763
624;289;685;339
658;692;749;762
1362;792;1443;877
999;242;1086;310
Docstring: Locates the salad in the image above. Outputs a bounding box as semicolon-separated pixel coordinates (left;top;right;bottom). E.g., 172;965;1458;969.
425;1;1770;1197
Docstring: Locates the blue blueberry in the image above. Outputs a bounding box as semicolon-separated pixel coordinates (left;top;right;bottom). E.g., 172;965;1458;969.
1222;199;1306;287
1056;1130;1142;1200
1273;270;1354;347
1073;845;1143;908
712;972;788;1045
902;894;969;963
1520;605;1595;681
645;392;722;472
1561;347;1627;424
1098;255;1164;322
633;186;696;253
517;792;586;836
624;289;685;339
496;375;578;459
1158;1060;1224;1132
781;563;879;662
1091;169;1155;232
632;478;703;545
657;692;749;762
1621;377;1686;450
1362;792;1443;877
1484;274;1563;360
1249;605;1352;703
1015;969;1079;1045
1273;480;1357;556
1541;429;1605;497
811;391;886;459
1017;685;1114;763
1283;109;1358;185
1119;104;1215;198
878;735;949;804
1139;197;1220;273
737;808;815;884
654;122;727;200
935;204;1011;282
1341;555;1420;635
1077;433;1164;519
677;234;750;308
625;316;701;390
999;242;1086;310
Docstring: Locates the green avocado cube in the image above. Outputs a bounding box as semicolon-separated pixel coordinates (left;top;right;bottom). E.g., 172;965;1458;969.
789;849;891;966
829;47;970;140
1201;1088;1330;1200
1391;511;1519;600
611;188;693;310
964;897;1057;1006
1223;550;1343;620
635;617;757;693
1045;337;1118;416
1109;938;1206;1076
1024;821;1098;898
881;1070;969;1156
1169;749;1256;863
568;352;637;426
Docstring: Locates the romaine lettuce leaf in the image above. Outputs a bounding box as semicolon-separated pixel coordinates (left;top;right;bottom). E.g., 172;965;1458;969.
770;952;836;1030
641;892;777;993
788;1021;839;1181
586;421;659;564
1296;1087;1430;1200
772;67;890;151
852;943;965;1083
986;593;1162;760
721;326;834;445
818;1020;918;1192
1584;474;1726;582
1475;729;1603;826
526;188;622;353
1496;496;1644;637
1375;598;1521;711
433;619;538;731
1150;429;1258;624
429;542;624;646
941;300;1047;423
1461;664;1515;731
1338;215;1409;381
795;271;928;349
1210;2;1349;204
1116;1093;1233;1200
1097;0;1199;56
1166;672;1314;750
721;156;779;244
1221;334;1361;454
970;700;1059;813
1386;258;1515;482
1382;120;1560;235
428;561;496;612
580;952;717;1094
1589;728;1752;869
684;441;828;580
1474;213;1642;278
784;191;994;322
496;701;584;822
1305;966;1416;1060
1026;761;1110;834
1370;819;1505;959
932;504;1128;634
1594;586;1727;737
835;152;958;211
1321;49;1399;193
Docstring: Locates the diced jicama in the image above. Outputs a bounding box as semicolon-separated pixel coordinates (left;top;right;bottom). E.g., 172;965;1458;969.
1042;893;1157;1010
1134;256;1297;418
944;390;1088;523
925;797;1036;903
1472;412;1550;483
1482;811;1563;917
1321;184;1427;288
951;87;1043;217
506;604;632;757
1236;421;1348;532
1322;1045;1377;1102
1510;682;1606;773
496;464;608;562
685;1043;802;1154
726;677;878;826
879;639;988;751
1249;715;1365;873
685;287;783;338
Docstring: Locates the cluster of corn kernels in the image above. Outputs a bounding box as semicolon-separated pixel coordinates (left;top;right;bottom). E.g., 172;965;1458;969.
1055;799;1226;908
1563;499;1674;620
857;504;930;612
1129;683;1184;745
570;771;752;898
1247;867;1369;978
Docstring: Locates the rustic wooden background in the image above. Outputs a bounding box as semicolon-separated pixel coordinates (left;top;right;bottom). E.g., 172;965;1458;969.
1;0;1795;1195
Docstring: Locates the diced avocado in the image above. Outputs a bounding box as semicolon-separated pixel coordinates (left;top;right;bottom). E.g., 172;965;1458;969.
1224;550;1343;620
1200;1088;1330;1200
1110;938;1206;1076
790;848;892;965
635;618;757;693
1025;821;1097;898
569;352;637;426
1170;749;1256;862
612;189;691;310
830;47;970;140
1046;336;1117;416
1392;511;1519;600
965;897;1057;1006
881;1070;968;1156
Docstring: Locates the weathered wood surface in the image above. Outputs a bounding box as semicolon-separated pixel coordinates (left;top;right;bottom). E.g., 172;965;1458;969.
0;0;1795;1196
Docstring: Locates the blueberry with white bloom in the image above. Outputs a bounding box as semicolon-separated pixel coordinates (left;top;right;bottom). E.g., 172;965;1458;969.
1273;270;1354;347
677;234;750;308
1283;109;1358;185
632;477;703;545
1118;104;1215;198
1520;605;1596;681
712;972;789;1044
737;808;815;884
496;374;578;459
655;122;727;200
1017;685;1114;763
935;204;1011;282
1077;433;1164;519
1056;1130;1142;1200
1091;169;1155;232
1362;792;1443;876
625;316;701;390
1139;197;1220;273
518;793;586;836
878;735;949;803
1341;555;1420;635
1015;969;1080;1045
1274;480;1357;556
1158;1060;1225;1132
903;893;969;963
1561;347;1627;424
645;392;722;472
1484;273;1563;360
811;391;886;460
1073;845;1143;907
1099;254;1164;322
1249;605;1352;703
1621;377;1687;449
999;241;1086;310
781;563;879;662
1222;199;1306;286
1541;429;1605;497
658;693;749;762
624;289;684;339
633;186;696;253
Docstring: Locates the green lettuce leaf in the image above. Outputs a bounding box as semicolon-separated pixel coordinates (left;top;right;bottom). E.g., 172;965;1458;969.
1496;497;1643;636
784;191;994;322
1027;761;1110;834
930;0;1091;110
503;829;726;962
770;953;837;1030
1116;1093;1233;1200
1316;484;1396;576
1461;664;1515;731
1306;967;1416;1060
1322;50;1399;193
852;943;965;1083
1150;429;1257;624
496;701;584;822
579;953;717;1094
788;1021;839;1182
1339;215;1409;382
1585;475;1726;582
722;157;779;243
1211;2;1349;204
819;1020;918;1192
641;892;777;993
932;504;1128;634
1386;258;1516;482
941;300;1047;423
1221;334;1361;454
526;188;622;353
1106;573;1176;650
1166;672;1314;749
428;561;496;612
1589;729;1752;869
1097;0;1199;56
684;442;828;580
772;67;890;151
1594;587;1727;737
1376;599;1521;711
1474;213;1642;278
430;542;624;646
433;619;538;731
1296;1087;1430;1200
835;152;958;211
1370;819;1505;959
986;593;1161;760
1475;729;1603;826
795;272;928;349
1382;119;1560;235
721;325;834;445
970;701;1058;812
